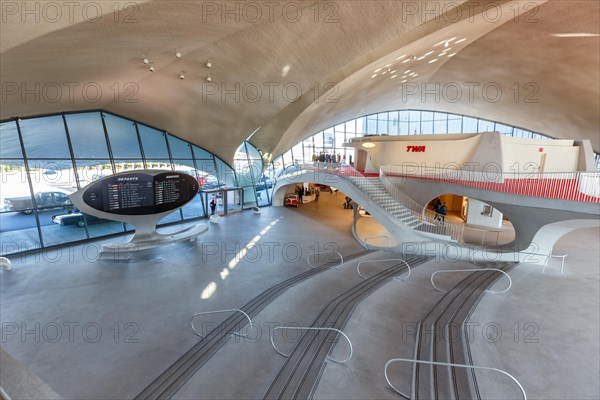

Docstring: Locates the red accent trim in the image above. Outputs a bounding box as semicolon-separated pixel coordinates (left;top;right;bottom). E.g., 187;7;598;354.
385;173;599;203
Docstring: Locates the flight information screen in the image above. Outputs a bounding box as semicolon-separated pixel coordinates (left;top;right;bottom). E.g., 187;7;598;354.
83;172;198;215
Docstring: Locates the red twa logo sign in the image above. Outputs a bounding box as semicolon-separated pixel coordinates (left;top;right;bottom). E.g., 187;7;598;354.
406;145;426;152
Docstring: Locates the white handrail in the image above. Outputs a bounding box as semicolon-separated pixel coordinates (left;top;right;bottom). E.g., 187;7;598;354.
378;169;464;241
430;268;512;294
191;309;253;338
463;226;501;246
357;259;411;281
364;235;393;247
270;326;353;364
542;246;567;274
307;250;344;269
384;357;527;400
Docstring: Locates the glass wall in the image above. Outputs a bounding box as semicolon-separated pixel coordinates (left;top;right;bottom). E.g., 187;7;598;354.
270;109;561;170
232;141;271;207
0;111;236;256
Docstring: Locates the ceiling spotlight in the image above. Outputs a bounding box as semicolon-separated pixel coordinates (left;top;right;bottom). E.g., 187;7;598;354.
176;51;182;58
206;75;212;82
206;60;212;68
149;65;155;72
142;56;149;64
179;71;185;80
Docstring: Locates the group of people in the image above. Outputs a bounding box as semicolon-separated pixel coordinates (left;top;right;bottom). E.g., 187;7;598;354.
295;185;320;202
432;198;447;223
311;152;353;165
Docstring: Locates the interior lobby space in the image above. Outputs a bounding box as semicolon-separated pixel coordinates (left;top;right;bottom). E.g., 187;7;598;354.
1;200;598;399
1;1;599;399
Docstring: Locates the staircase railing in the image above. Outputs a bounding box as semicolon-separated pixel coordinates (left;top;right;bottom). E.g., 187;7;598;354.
381;164;600;203
281;163;464;241
379;168;465;241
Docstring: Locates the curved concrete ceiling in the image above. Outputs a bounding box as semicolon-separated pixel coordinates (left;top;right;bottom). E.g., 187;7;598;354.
1;0;598;164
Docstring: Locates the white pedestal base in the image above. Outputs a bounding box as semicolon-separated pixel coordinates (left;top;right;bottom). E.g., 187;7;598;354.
99;224;208;260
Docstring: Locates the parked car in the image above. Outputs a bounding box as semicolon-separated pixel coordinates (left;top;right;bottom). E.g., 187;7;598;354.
51;209;108;227
284;194;300;208
255;177;273;191
4;191;73;215
202;177;221;189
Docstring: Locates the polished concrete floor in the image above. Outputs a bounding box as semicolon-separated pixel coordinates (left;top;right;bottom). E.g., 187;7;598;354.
0;192;598;399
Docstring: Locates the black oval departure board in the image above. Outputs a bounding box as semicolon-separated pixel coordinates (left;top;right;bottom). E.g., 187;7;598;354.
83;172;199;215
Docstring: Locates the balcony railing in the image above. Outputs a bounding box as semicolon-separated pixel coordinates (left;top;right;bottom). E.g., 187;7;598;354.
381;165;600;203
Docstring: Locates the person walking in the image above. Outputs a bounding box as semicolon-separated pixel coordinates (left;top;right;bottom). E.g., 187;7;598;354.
440;202;447;223
210;198;217;216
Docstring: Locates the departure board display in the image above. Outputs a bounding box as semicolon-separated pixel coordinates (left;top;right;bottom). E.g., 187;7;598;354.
82;172;198;215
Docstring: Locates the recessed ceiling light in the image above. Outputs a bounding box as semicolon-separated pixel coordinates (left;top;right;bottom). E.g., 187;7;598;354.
396;55;407;60
402;59;411;64
362;143;376;148
447;53;457;57
417;51;434;60
371;74;377;78
401;79;407;83
551;33;599;37
391;75;397;79
374;68;382;73
428;59;438;63
404;70;411;73
455;38;467;44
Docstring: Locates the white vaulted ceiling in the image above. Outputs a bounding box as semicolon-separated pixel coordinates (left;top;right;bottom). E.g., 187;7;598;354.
1;0;598;164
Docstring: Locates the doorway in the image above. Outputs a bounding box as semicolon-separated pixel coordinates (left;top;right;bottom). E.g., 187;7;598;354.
201;188;244;217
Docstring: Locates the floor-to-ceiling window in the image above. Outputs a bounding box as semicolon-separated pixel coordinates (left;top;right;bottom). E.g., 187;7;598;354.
0;111;236;256
270;109;571;173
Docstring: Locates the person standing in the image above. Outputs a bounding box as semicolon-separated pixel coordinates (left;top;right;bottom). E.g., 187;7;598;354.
315;188;320;201
210;198;217;216
440;202;447;223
